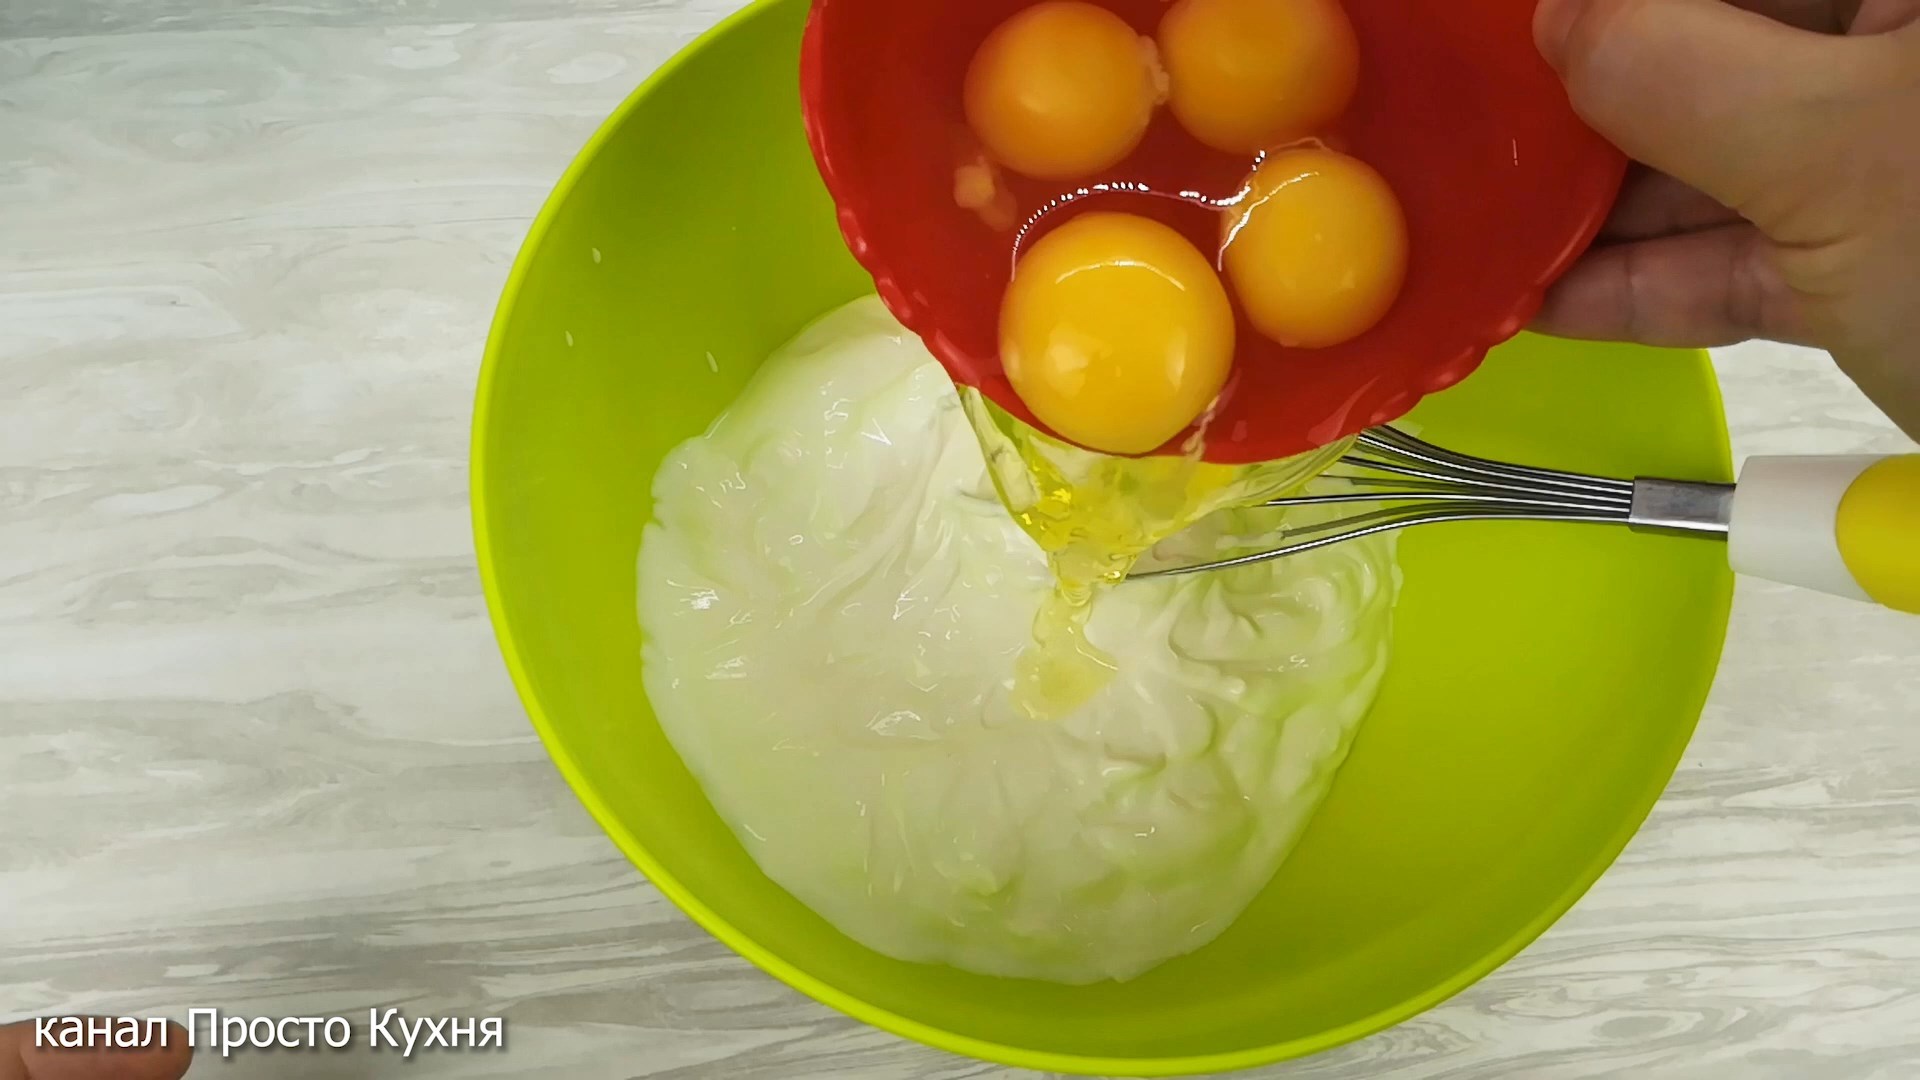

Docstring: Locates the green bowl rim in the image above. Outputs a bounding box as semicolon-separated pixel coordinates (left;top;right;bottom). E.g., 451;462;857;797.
471;2;1736;1071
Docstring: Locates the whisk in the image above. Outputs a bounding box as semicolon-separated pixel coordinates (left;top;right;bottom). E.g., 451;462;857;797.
1134;426;1919;615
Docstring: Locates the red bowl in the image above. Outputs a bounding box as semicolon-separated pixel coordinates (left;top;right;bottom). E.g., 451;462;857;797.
800;0;1625;464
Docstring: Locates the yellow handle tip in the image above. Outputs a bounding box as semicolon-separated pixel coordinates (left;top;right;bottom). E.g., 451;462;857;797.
1836;455;1920;614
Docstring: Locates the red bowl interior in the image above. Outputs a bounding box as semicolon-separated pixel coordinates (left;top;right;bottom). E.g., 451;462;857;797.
800;0;1626;464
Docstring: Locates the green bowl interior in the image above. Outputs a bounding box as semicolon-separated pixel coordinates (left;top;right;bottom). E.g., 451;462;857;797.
474;1;1732;1072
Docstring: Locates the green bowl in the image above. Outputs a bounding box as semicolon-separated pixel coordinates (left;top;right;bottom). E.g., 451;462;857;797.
473;1;1733;1072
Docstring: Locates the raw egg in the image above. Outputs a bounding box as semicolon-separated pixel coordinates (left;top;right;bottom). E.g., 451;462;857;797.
1002;212;1234;455
964;1;1167;181
1222;146;1407;349
1157;0;1359;155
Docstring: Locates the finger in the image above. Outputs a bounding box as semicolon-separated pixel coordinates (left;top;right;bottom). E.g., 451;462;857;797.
1533;0;1887;219
0;1021;192;1080
1847;0;1920;33
1600;168;1743;242
1531;224;1807;347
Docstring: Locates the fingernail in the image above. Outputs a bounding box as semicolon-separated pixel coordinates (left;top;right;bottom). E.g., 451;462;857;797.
1533;0;1580;68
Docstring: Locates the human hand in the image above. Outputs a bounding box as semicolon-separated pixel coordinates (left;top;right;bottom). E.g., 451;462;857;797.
1530;0;1920;440
0;1021;190;1080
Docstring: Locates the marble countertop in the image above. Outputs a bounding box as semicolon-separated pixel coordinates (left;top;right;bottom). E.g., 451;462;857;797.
3;1;1918;1077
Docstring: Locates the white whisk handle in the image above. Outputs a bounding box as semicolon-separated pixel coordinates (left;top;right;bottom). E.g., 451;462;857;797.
1729;455;1920;613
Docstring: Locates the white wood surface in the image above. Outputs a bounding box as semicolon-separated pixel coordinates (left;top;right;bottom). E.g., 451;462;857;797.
3;1;1918;1076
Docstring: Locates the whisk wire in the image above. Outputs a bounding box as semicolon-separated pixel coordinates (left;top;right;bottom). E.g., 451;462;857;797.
1354;429;1636;499
1309;458;1634;506
1148;505;1631;577
1131;426;1729;581
1262;488;1629;513
1362;426;1615;485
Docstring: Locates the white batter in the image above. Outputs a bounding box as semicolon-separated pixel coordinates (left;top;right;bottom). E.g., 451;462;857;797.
637;296;1399;984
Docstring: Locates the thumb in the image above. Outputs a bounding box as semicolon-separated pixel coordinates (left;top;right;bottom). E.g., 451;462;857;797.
1533;0;1873;222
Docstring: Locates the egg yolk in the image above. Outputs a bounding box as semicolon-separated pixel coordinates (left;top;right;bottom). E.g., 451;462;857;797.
1221;147;1407;349
964;2;1167;181
1002;212;1234;456
1157;0;1359;155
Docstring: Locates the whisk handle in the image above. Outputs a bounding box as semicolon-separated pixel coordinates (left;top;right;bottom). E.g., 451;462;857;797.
1730;455;1920;614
